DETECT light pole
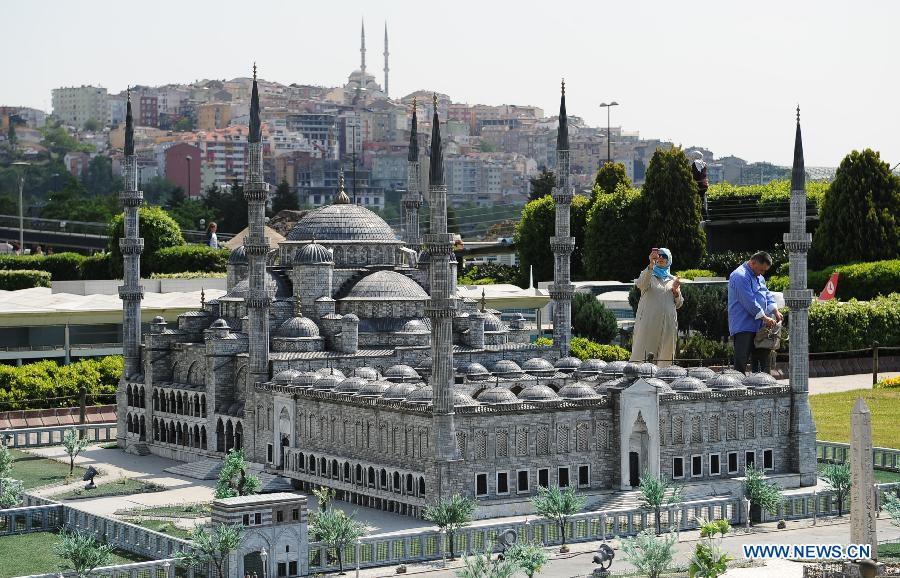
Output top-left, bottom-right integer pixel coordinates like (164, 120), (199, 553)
(185, 155), (193, 197)
(598, 102), (619, 165)
(11, 162), (29, 254)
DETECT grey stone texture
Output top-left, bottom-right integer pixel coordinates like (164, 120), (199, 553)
(850, 397), (877, 555)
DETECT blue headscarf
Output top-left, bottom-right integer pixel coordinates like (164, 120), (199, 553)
(652, 247), (673, 280)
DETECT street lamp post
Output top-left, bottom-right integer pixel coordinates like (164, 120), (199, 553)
(598, 102), (619, 165)
(11, 162), (29, 254)
(185, 155), (193, 197)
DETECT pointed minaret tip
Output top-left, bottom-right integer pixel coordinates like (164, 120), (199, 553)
(408, 97), (419, 162)
(249, 65), (261, 144)
(557, 78), (569, 151)
(253, 62), (257, 81)
(334, 170), (351, 204)
(429, 94), (443, 186)
(124, 85), (134, 157)
(791, 104), (805, 191)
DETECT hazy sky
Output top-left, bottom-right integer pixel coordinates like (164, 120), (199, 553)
(4, 0), (898, 167)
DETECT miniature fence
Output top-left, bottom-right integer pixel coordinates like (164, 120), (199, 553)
(817, 440), (900, 472)
(0, 504), (64, 536)
(15, 557), (182, 578)
(307, 496), (742, 574)
(760, 482), (900, 523)
(1, 423), (117, 449)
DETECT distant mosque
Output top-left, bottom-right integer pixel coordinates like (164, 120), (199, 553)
(339, 19), (390, 105)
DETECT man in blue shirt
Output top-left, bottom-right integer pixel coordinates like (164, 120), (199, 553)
(728, 251), (781, 373)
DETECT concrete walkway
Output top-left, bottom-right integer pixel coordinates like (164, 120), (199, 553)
(779, 371), (900, 394)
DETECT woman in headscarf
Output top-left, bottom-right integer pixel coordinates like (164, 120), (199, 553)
(630, 247), (683, 367)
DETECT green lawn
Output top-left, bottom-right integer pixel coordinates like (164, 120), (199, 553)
(114, 502), (211, 519)
(810, 388), (900, 449)
(9, 448), (85, 489)
(0, 531), (147, 578)
(122, 518), (194, 540)
(879, 542), (900, 560)
(55, 478), (165, 500)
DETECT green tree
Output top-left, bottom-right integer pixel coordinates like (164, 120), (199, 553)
(423, 493), (476, 559)
(82, 156), (121, 197)
(0, 441), (23, 509)
(821, 463), (851, 517)
(271, 178), (298, 213)
(528, 168), (555, 201)
(53, 529), (114, 578)
(571, 292), (618, 343)
(621, 528), (678, 578)
(593, 161), (631, 197)
(62, 427), (90, 475)
(173, 117), (194, 132)
(642, 147), (706, 269)
(638, 472), (684, 535)
(583, 184), (648, 281)
(812, 149), (900, 267)
(7, 116), (17, 147)
(312, 485), (336, 513)
(884, 493), (900, 527)
(456, 549), (520, 578)
(40, 125), (93, 156)
(515, 193), (590, 287)
(531, 485), (586, 551)
(744, 465), (782, 525)
(108, 205), (185, 276)
(141, 176), (181, 205)
(688, 518), (731, 578)
(214, 449), (260, 499)
(309, 509), (366, 575)
(82, 119), (102, 132)
(176, 523), (244, 578)
(506, 541), (549, 578)
(205, 183), (248, 234)
(0, 441), (11, 479)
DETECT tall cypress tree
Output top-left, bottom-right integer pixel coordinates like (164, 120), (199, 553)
(271, 178), (298, 213)
(642, 147), (706, 269)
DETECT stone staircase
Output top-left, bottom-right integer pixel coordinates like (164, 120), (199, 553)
(587, 482), (736, 512)
(164, 458), (223, 480)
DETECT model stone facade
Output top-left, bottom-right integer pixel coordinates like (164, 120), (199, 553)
(117, 78), (817, 518)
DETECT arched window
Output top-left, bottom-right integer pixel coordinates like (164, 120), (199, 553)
(298, 452), (305, 471)
(139, 416), (146, 441)
(200, 395), (207, 417)
(139, 386), (146, 407)
(225, 421), (234, 452)
(309, 454), (316, 474)
(380, 469), (387, 489)
(201, 426), (207, 450)
(331, 459), (339, 479)
(216, 419), (225, 453)
(418, 477), (426, 497)
(367, 466), (375, 488)
(355, 464), (363, 484)
(406, 474), (413, 494)
(152, 390), (159, 411)
(393, 472), (401, 493)
(235, 422), (243, 450)
(343, 462), (350, 481)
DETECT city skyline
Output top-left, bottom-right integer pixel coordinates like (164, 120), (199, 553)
(4, 0), (898, 167)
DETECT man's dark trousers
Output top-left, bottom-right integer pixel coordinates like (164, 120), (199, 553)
(733, 331), (771, 373)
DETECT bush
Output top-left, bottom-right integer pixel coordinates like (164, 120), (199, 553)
(536, 336), (630, 362)
(457, 263), (520, 286)
(147, 245), (230, 274)
(674, 269), (717, 280)
(771, 260), (900, 302)
(699, 245), (788, 278)
(677, 333), (733, 363)
(876, 376), (900, 389)
(79, 253), (112, 280)
(0, 269), (51, 290)
(584, 185), (648, 281)
(593, 161), (631, 197)
(0, 253), (85, 281)
(806, 294), (900, 353)
(150, 271), (227, 279)
(0, 356), (123, 410)
(108, 206), (184, 277)
(572, 292), (618, 343)
(707, 179), (828, 208)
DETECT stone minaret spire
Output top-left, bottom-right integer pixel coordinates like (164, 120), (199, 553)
(245, 65), (271, 387)
(424, 94), (457, 467)
(117, 88), (144, 448)
(402, 98), (422, 252)
(549, 79), (574, 357)
(360, 20), (367, 80)
(784, 106), (817, 486)
(383, 22), (389, 97)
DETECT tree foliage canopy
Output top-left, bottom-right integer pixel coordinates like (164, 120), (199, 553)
(528, 168), (555, 201)
(593, 161), (631, 198)
(108, 206), (185, 276)
(271, 179), (299, 214)
(571, 292), (618, 343)
(583, 185), (648, 281)
(215, 449), (261, 499)
(53, 530), (114, 578)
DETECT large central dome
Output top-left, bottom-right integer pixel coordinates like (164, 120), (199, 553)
(286, 204), (398, 242)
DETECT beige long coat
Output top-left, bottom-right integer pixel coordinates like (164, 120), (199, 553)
(630, 267), (684, 367)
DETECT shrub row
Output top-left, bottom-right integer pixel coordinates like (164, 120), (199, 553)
(0, 269), (51, 290)
(674, 269), (718, 280)
(706, 179), (829, 206)
(699, 245), (788, 278)
(146, 245), (230, 274)
(805, 294), (900, 353)
(150, 271), (227, 279)
(534, 336), (630, 362)
(0, 356), (123, 410)
(769, 260), (900, 302)
(0, 252), (88, 281)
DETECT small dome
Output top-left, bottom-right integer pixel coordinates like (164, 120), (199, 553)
(357, 380), (392, 397)
(384, 364), (420, 382)
(602, 360), (628, 376)
(518, 384), (561, 402)
(312, 374), (342, 391)
(577, 359), (608, 376)
(276, 316), (320, 338)
(601, 377), (630, 388)
(555, 357), (583, 374)
(453, 392), (479, 407)
(721, 368), (746, 377)
(670, 376), (709, 392)
(400, 319), (429, 333)
(522, 358), (555, 374)
(294, 242), (333, 265)
(342, 313), (359, 323)
(743, 372), (778, 388)
(273, 369), (301, 384)
(406, 385), (434, 404)
(223, 271), (291, 301)
(476, 387), (521, 405)
(457, 362), (490, 380)
(291, 372), (321, 388)
(315, 367), (345, 379)
(382, 382), (418, 400)
(352, 367), (380, 380)
(210, 318), (230, 329)
(558, 382), (601, 400)
(644, 377), (673, 392)
(344, 271), (428, 301)
(483, 312), (508, 332)
(656, 365), (688, 381)
(687, 367), (716, 381)
(623, 362), (657, 379)
(334, 376), (368, 394)
(491, 360), (523, 377)
(227, 245), (247, 265)
(152, 315), (166, 324)
(708, 373), (745, 390)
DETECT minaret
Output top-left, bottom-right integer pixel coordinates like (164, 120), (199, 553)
(784, 106), (817, 486)
(383, 23), (389, 97)
(423, 94), (457, 468)
(360, 20), (367, 81)
(244, 65), (271, 388)
(403, 98), (422, 253)
(549, 80), (574, 357)
(117, 89), (144, 448)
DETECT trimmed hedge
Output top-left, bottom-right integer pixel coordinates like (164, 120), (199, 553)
(150, 271), (227, 279)
(0, 252), (86, 281)
(674, 269), (718, 280)
(699, 245), (788, 278)
(80, 253), (113, 280)
(707, 179), (829, 207)
(535, 336), (630, 362)
(0, 269), (51, 290)
(0, 356), (123, 410)
(806, 294), (900, 352)
(770, 260), (900, 301)
(146, 245), (230, 274)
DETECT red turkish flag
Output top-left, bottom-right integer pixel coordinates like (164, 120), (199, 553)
(818, 272), (839, 301)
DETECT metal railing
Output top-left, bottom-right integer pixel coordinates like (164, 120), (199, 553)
(15, 558), (182, 578)
(0, 503), (64, 536)
(817, 440), (900, 472)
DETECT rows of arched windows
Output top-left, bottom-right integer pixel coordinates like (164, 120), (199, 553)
(125, 413), (146, 440)
(152, 389), (207, 418)
(215, 418), (243, 453)
(125, 385), (146, 408)
(286, 451), (426, 498)
(153, 418), (207, 450)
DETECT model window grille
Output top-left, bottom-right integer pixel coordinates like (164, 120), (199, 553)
(726, 412), (738, 441)
(557, 425), (569, 453)
(475, 430), (487, 460)
(761, 410), (773, 437)
(672, 415), (684, 444)
(709, 414), (720, 442)
(690, 416), (702, 443)
(496, 429), (509, 458)
(659, 417), (666, 446)
(456, 432), (467, 458)
(575, 422), (589, 452)
(537, 427), (549, 455)
(778, 409), (790, 435)
(744, 411), (755, 439)
(516, 428), (528, 456)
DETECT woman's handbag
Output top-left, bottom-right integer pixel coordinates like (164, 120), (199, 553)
(754, 320), (782, 350)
